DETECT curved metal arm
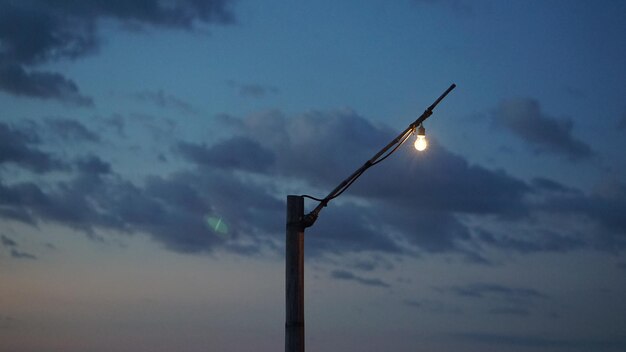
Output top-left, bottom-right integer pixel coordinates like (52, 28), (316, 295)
(301, 83), (456, 228)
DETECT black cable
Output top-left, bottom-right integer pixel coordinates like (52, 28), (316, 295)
(302, 130), (412, 204)
(327, 168), (366, 200)
(301, 194), (325, 202)
(371, 130), (412, 166)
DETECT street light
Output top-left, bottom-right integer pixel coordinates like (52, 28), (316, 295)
(414, 123), (428, 151)
(285, 83), (456, 352)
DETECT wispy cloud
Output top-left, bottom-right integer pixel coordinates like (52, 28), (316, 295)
(0, 121), (66, 172)
(1, 235), (17, 247)
(330, 269), (390, 288)
(442, 282), (546, 302)
(10, 248), (36, 260)
(1, 235), (37, 260)
(493, 98), (594, 161)
(45, 118), (100, 142)
(226, 80), (279, 98)
(0, 0), (236, 104)
(449, 332), (626, 350)
(132, 90), (203, 116)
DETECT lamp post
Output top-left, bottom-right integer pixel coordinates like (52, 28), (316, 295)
(285, 84), (456, 352)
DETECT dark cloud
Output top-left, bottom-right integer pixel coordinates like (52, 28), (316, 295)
(0, 121), (65, 172)
(2, 234), (37, 259)
(330, 269), (390, 288)
(476, 229), (585, 254)
(0, 163), (282, 254)
(443, 283), (546, 302)
(449, 332), (626, 350)
(227, 80), (279, 98)
(193, 109), (529, 217)
(539, 180), (626, 250)
(1, 235), (17, 247)
(377, 206), (471, 253)
(351, 259), (378, 272)
(0, 0), (235, 104)
(45, 118), (99, 142)
(493, 98), (594, 161)
(2, 107), (623, 260)
(403, 299), (463, 314)
(476, 177), (626, 254)
(487, 307), (530, 316)
(10, 248), (36, 260)
(178, 137), (276, 172)
(98, 114), (126, 136)
(306, 202), (402, 256)
(75, 155), (111, 175)
(531, 177), (579, 194)
(0, 64), (93, 106)
(132, 90), (202, 116)
(179, 109), (532, 255)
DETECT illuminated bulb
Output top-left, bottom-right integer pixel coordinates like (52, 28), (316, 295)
(414, 124), (428, 151)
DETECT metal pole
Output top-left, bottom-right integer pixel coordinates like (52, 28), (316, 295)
(286, 195), (305, 352)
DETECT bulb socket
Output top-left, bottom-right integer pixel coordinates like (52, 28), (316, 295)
(417, 124), (426, 137)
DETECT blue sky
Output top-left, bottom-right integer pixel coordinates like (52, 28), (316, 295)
(1, 1), (626, 351)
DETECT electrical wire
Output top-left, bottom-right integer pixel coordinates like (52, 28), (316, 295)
(327, 168), (366, 201)
(301, 194), (325, 201)
(301, 128), (413, 204)
(371, 129), (413, 166)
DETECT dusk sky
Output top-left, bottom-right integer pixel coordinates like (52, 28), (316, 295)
(1, 1), (626, 351)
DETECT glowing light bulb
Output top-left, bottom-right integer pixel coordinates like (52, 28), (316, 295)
(414, 124), (427, 151)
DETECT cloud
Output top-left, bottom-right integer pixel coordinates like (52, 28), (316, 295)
(1, 107), (624, 261)
(75, 155), (112, 175)
(0, 64), (93, 106)
(538, 180), (626, 250)
(476, 228), (585, 254)
(330, 269), (390, 288)
(227, 80), (279, 98)
(0, 121), (65, 172)
(0, 161), (283, 254)
(132, 90), (203, 116)
(10, 248), (36, 260)
(487, 307), (530, 316)
(45, 118), (100, 142)
(0, 0), (235, 104)
(443, 283), (546, 302)
(177, 109), (532, 255)
(403, 299), (463, 314)
(178, 137), (276, 172)
(169, 108), (626, 257)
(449, 332), (626, 350)
(306, 202), (402, 256)
(192, 109), (530, 215)
(1, 235), (37, 259)
(1, 235), (17, 247)
(531, 177), (579, 194)
(493, 98), (594, 161)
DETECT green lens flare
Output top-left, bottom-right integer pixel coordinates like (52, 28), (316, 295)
(206, 216), (229, 237)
